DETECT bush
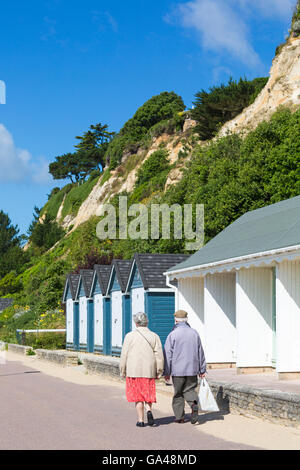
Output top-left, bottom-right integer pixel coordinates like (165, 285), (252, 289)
(24, 332), (66, 350)
(148, 114), (185, 139)
(135, 149), (170, 187)
(0, 271), (22, 296)
(163, 107), (300, 244)
(105, 92), (185, 169)
(30, 214), (65, 251)
(191, 77), (268, 140)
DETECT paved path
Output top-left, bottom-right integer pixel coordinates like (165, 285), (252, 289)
(207, 368), (300, 394)
(0, 359), (260, 450)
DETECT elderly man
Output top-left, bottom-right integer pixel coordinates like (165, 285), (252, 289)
(164, 310), (206, 424)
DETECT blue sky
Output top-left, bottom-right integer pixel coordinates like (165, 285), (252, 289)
(0, 0), (295, 235)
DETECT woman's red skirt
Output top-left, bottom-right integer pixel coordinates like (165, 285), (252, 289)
(126, 377), (156, 403)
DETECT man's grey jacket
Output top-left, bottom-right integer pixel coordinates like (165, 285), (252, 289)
(163, 322), (206, 376)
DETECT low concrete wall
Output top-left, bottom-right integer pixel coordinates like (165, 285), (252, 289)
(210, 381), (300, 428)
(80, 355), (300, 427)
(35, 349), (78, 366)
(7, 343), (33, 355)
(81, 354), (122, 380)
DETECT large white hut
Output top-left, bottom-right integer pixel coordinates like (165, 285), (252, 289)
(165, 196), (300, 379)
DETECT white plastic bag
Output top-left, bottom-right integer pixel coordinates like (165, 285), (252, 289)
(198, 378), (219, 412)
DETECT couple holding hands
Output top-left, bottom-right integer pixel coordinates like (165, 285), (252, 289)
(120, 309), (206, 427)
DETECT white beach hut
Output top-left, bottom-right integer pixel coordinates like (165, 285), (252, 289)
(76, 269), (94, 352)
(90, 264), (112, 354)
(106, 259), (132, 356)
(126, 253), (189, 346)
(166, 195), (300, 378)
(63, 274), (80, 350)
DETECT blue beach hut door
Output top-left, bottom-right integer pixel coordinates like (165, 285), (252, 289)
(87, 299), (94, 353)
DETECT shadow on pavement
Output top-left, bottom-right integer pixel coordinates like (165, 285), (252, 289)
(154, 409), (228, 427)
(152, 416), (175, 426)
(0, 370), (41, 377)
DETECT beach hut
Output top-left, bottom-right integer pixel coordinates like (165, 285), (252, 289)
(63, 274), (80, 350)
(90, 264), (112, 354)
(75, 269), (94, 352)
(106, 259), (132, 356)
(126, 253), (189, 346)
(166, 196), (300, 378)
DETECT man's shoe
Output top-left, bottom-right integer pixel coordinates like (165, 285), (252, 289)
(175, 418), (185, 423)
(147, 411), (155, 426)
(136, 422), (145, 427)
(191, 402), (199, 425)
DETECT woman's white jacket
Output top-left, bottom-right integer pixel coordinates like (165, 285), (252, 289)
(120, 327), (164, 378)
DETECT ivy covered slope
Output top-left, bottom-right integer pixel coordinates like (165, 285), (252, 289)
(1, 60), (300, 346)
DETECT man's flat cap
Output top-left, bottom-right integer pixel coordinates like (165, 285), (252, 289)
(174, 310), (188, 318)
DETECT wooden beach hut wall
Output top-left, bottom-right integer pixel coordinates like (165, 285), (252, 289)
(90, 264), (112, 354)
(126, 253), (189, 346)
(106, 259), (132, 356)
(63, 274), (80, 351)
(166, 195), (300, 378)
(75, 269), (94, 352)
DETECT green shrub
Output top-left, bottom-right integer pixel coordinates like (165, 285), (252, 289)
(0, 271), (22, 296)
(148, 114), (185, 138)
(24, 332), (66, 350)
(135, 149), (170, 187)
(191, 77), (268, 140)
(105, 92), (185, 169)
(164, 107), (300, 244)
(30, 215), (65, 251)
(26, 348), (36, 355)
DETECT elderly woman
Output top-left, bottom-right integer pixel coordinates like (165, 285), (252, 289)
(120, 312), (164, 427)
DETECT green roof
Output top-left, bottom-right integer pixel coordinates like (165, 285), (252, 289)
(168, 195), (300, 273)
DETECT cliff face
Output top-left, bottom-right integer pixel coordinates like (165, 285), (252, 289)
(56, 122), (197, 232)
(50, 37), (300, 234)
(219, 37), (300, 137)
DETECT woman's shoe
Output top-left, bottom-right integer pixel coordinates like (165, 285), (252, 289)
(147, 411), (155, 426)
(136, 422), (145, 427)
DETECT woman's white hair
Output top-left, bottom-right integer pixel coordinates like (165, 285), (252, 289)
(133, 312), (148, 327)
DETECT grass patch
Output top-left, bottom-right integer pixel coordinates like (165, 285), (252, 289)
(99, 168), (111, 186)
(41, 184), (73, 220)
(61, 174), (100, 220)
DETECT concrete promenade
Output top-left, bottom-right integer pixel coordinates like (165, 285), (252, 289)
(1, 343), (300, 428)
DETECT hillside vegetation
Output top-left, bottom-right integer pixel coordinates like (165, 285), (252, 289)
(1, 43), (300, 347)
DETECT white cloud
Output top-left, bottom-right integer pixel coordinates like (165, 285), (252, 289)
(91, 10), (119, 33)
(0, 124), (52, 184)
(238, 0), (296, 19)
(172, 0), (260, 67)
(166, 0), (296, 66)
(32, 157), (53, 184)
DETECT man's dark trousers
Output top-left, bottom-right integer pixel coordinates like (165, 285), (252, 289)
(172, 376), (198, 420)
